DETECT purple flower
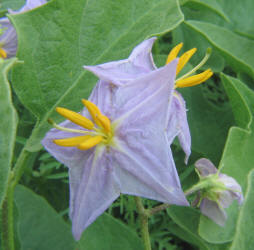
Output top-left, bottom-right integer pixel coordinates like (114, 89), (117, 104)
(85, 39), (213, 163)
(167, 91), (191, 164)
(193, 158), (244, 226)
(42, 48), (189, 240)
(165, 43), (213, 163)
(0, 0), (47, 58)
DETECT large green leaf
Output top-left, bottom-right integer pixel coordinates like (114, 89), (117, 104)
(15, 185), (75, 250)
(14, 185), (143, 250)
(79, 213), (143, 250)
(0, 58), (18, 207)
(185, 21), (254, 79)
(230, 170), (254, 250)
(9, 0), (184, 151)
(198, 74), (254, 243)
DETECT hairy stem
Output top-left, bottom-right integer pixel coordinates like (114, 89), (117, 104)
(147, 189), (193, 216)
(148, 203), (170, 216)
(12, 148), (30, 187)
(1, 184), (15, 250)
(134, 197), (151, 250)
(1, 148), (31, 250)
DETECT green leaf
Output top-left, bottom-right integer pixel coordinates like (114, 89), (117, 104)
(10, 0), (184, 151)
(220, 75), (254, 191)
(0, 58), (18, 207)
(14, 185), (143, 250)
(172, 22), (225, 73)
(178, 82), (234, 164)
(14, 185), (76, 250)
(185, 20), (254, 79)
(220, 77), (251, 129)
(168, 206), (211, 250)
(199, 202), (240, 244)
(230, 169), (254, 250)
(181, 0), (230, 23)
(46, 172), (68, 179)
(219, 0), (254, 39)
(198, 74), (254, 243)
(167, 206), (229, 250)
(78, 213), (143, 250)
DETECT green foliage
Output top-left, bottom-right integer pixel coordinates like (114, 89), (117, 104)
(79, 213), (143, 250)
(9, 0), (184, 152)
(0, 58), (18, 207)
(186, 21), (254, 78)
(0, 0), (254, 249)
(230, 170), (254, 250)
(14, 185), (75, 250)
(198, 74), (254, 244)
(178, 82), (234, 164)
(14, 185), (143, 250)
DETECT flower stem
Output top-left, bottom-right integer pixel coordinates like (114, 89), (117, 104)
(134, 197), (151, 250)
(146, 189), (194, 216)
(148, 203), (170, 216)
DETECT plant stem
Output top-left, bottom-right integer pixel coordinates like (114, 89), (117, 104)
(1, 183), (15, 250)
(134, 197), (151, 250)
(12, 148), (30, 187)
(148, 203), (170, 216)
(147, 189), (194, 216)
(1, 148), (31, 250)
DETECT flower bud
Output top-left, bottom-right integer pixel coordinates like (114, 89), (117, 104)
(190, 158), (243, 226)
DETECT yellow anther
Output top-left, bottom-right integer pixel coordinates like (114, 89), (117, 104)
(97, 114), (111, 133)
(82, 99), (102, 127)
(78, 135), (103, 150)
(56, 107), (94, 130)
(176, 48), (197, 75)
(53, 135), (92, 147)
(51, 100), (114, 150)
(0, 48), (7, 59)
(166, 43), (183, 65)
(175, 69), (213, 88)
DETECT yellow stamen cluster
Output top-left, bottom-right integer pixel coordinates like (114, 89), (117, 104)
(52, 100), (113, 150)
(0, 48), (7, 59)
(166, 43), (213, 88)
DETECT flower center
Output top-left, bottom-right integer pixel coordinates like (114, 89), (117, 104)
(49, 99), (113, 150)
(0, 47), (7, 59)
(0, 27), (7, 59)
(166, 43), (213, 88)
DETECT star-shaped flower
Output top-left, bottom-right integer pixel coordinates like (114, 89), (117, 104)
(85, 38), (213, 163)
(192, 158), (244, 226)
(42, 51), (189, 240)
(0, 0), (47, 59)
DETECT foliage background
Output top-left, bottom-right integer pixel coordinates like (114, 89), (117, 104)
(1, 0), (254, 249)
